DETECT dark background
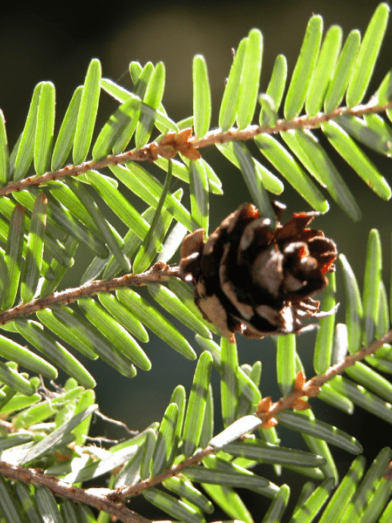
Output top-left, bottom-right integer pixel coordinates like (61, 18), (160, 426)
(1, 0), (392, 519)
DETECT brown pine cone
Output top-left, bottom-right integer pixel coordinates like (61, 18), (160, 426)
(179, 202), (337, 338)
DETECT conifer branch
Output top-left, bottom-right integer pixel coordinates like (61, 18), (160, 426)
(0, 461), (150, 523)
(0, 5), (391, 519)
(109, 328), (392, 502)
(109, 446), (215, 501)
(256, 328), (392, 426)
(193, 98), (392, 149)
(0, 262), (179, 325)
(0, 328), (391, 517)
(1, 98), (391, 198)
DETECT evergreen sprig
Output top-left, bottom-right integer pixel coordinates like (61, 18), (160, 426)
(0, 3), (391, 522)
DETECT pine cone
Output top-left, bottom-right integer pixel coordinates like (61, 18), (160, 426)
(179, 202), (337, 338)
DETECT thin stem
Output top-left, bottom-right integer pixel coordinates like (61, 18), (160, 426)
(1, 98), (391, 198)
(192, 99), (392, 149)
(257, 328), (392, 424)
(109, 447), (215, 501)
(0, 461), (150, 523)
(1, 328), (391, 515)
(0, 262), (179, 325)
(109, 329), (392, 501)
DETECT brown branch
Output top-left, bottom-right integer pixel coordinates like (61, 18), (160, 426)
(0, 262), (179, 325)
(110, 328), (392, 501)
(192, 98), (392, 149)
(108, 446), (215, 501)
(0, 461), (150, 523)
(1, 98), (391, 198)
(1, 328), (392, 515)
(257, 328), (392, 425)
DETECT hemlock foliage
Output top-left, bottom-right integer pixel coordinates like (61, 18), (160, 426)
(0, 3), (391, 522)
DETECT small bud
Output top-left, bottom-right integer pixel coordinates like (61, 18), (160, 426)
(256, 396), (272, 415)
(262, 417), (278, 429)
(294, 371), (307, 392)
(292, 398), (311, 411)
(159, 128), (201, 160)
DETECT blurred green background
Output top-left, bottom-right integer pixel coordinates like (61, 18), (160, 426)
(1, 0), (391, 518)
